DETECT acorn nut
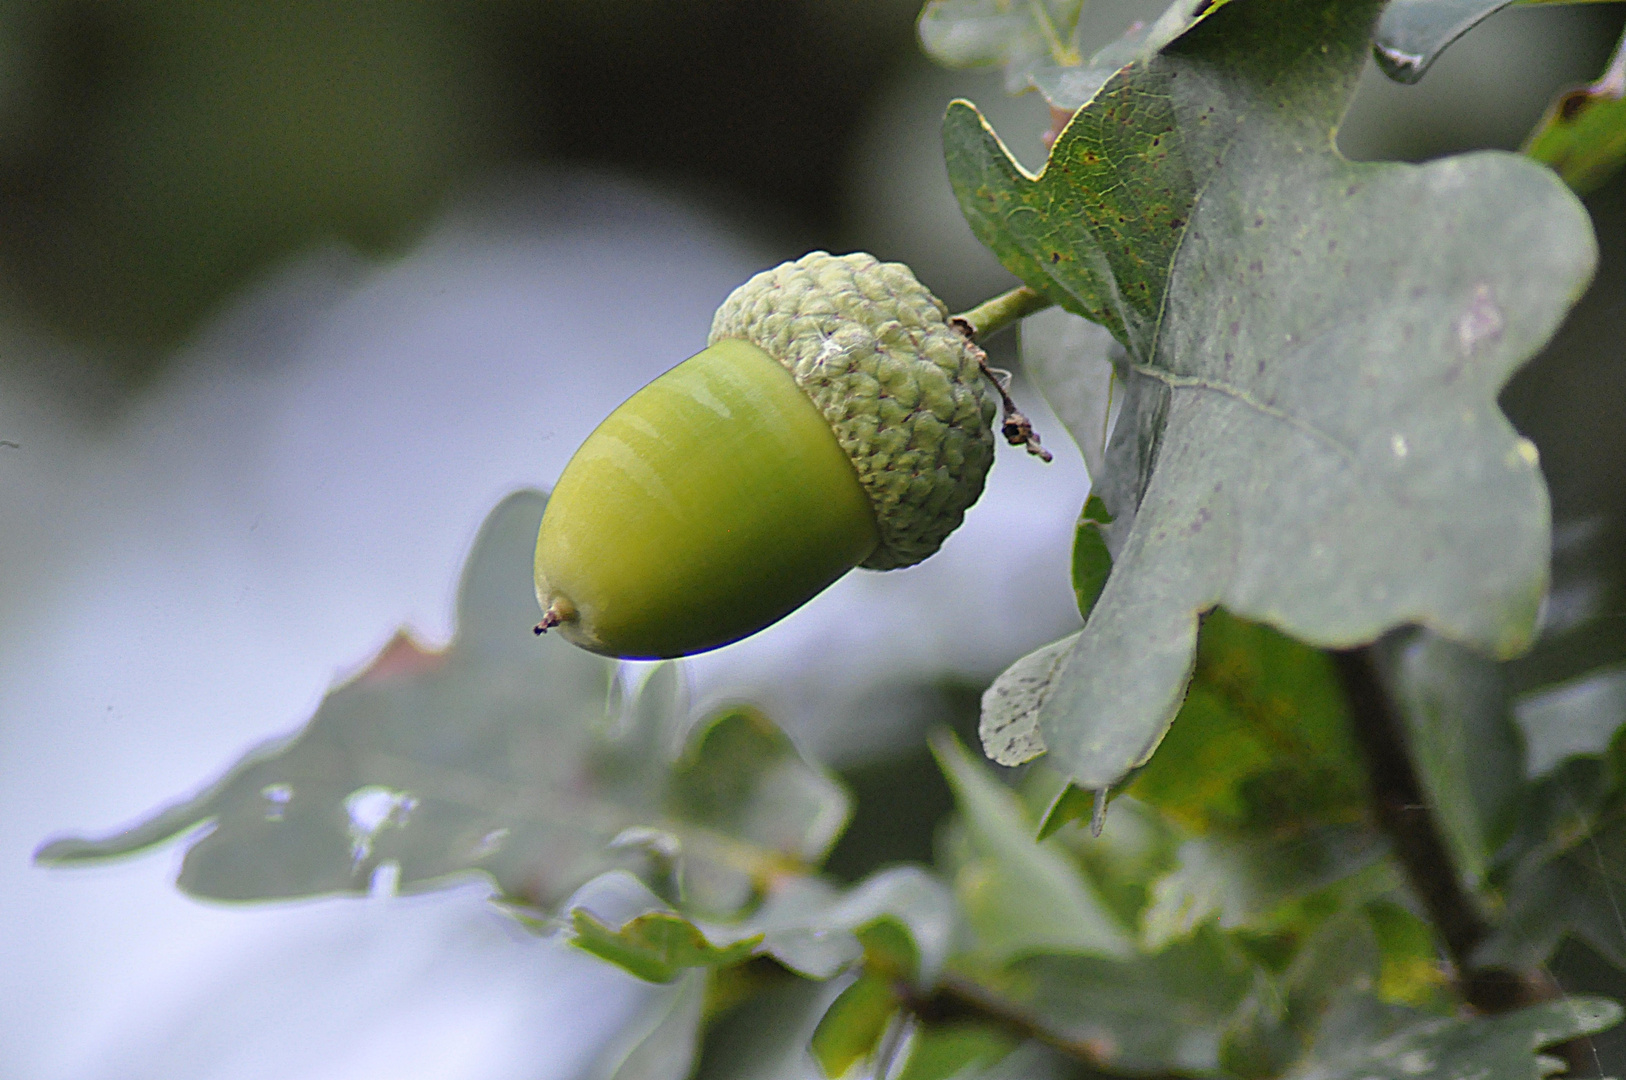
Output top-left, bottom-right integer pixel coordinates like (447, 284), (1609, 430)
(534, 251), (999, 660)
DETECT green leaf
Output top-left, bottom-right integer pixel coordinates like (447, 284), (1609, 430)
(1035, 781), (1097, 841)
(742, 866), (958, 984)
(571, 910), (762, 985)
(810, 972), (901, 1079)
(1284, 995), (1622, 1080)
(35, 492), (849, 915)
(949, 0), (1594, 794)
(1222, 903), (1387, 1076)
(1387, 631), (1523, 890)
(1365, 900), (1454, 1010)
(932, 731), (1134, 963)
(855, 918), (921, 984)
(984, 929), (1254, 1075)
(1140, 829), (1386, 949)
(694, 977), (841, 1080)
(1373, 0), (1609, 85)
(667, 704), (856, 910)
(1525, 33), (1626, 196)
(1070, 495), (1114, 621)
(1514, 664), (1626, 780)
(1126, 610), (1366, 836)
(895, 1024), (1019, 1080)
(1478, 755), (1626, 972)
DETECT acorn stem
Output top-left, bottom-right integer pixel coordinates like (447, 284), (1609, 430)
(951, 290), (1055, 463)
(950, 285), (1051, 342)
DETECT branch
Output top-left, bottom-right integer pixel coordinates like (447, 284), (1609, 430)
(1333, 643), (1591, 1070)
(908, 974), (1197, 1080)
(950, 287), (1057, 462)
(951, 286), (1052, 342)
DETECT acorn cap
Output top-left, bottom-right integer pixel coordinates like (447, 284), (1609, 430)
(709, 251), (998, 570)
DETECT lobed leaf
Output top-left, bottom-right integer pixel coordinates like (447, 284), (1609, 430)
(978, 632), (1075, 768)
(951, 0), (1594, 794)
(1000, 609), (1370, 839)
(1285, 995), (1622, 1080)
(571, 910), (762, 985)
(35, 492), (849, 916)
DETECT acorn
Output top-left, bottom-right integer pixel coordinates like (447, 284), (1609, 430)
(534, 251), (1000, 660)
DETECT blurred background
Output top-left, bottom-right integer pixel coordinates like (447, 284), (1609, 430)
(1, 2), (1623, 1077)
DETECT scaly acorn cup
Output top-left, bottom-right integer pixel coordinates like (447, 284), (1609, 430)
(534, 251), (1000, 660)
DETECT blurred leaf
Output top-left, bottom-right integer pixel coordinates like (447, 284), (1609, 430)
(810, 973), (901, 1078)
(1373, 0), (1610, 85)
(1514, 664), (1626, 779)
(933, 732), (1133, 963)
(1525, 32), (1626, 195)
(1222, 903), (1386, 1077)
(36, 492), (849, 916)
(1387, 632), (1524, 890)
(917, 0), (1087, 92)
(1026, 0), (1243, 111)
(1070, 495), (1113, 622)
(572, 910), (762, 985)
(668, 705), (855, 911)
(586, 969), (709, 1080)
(977, 632), (1075, 768)
(895, 1024), (1018, 1080)
(742, 867), (959, 985)
(857, 918), (921, 984)
(695, 983), (1068, 1080)
(919, 0), (1240, 109)
(1141, 830), (1387, 949)
(948, 0), (1593, 794)
(1365, 900), (1454, 1009)
(1478, 752), (1626, 972)
(1042, 788), (1181, 926)
(1284, 995), (1621, 1080)
(984, 929), (1253, 1075)
(694, 977), (836, 1080)
(1035, 781), (1097, 842)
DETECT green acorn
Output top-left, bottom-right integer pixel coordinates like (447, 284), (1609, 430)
(534, 251), (1001, 660)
